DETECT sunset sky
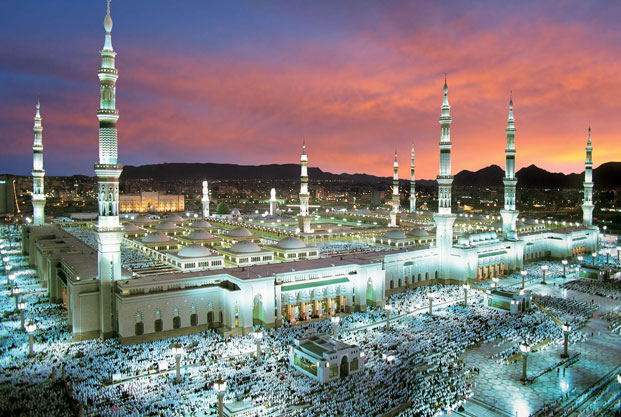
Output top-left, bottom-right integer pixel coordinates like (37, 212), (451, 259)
(1, 0), (619, 179)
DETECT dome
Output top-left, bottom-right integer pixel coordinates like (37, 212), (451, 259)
(457, 236), (470, 246)
(215, 202), (230, 215)
(384, 230), (407, 240)
(186, 230), (215, 241)
(276, 237), (306, 249)
(133, 216), (152, 224)
(483, 232), (492, 240)
(231, 208), (241, 216)
(525, 218), (538, 225)
(142, 232), (172, 244)
(472, 214), (485, 221)
(190, 220), (212, 229)
(124, 223), (140, 232)
(516, 220), (525, 227)
(166, 214), (184, 223)
(472, 234), (480, 242)
(155, 221), (179, 231)
(229, 241), (262, 254)
(491, 220), (503, 229)
(490, 231), (498, 239)
(409, 228), (429, 238)
(227, 227), (252, 238)
(177, 245), (212, 258)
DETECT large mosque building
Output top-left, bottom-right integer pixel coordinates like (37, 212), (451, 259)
(22, 3), (598, 345)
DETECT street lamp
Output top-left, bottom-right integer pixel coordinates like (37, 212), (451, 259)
(561, 259), (568, 278)
(521, 270), (527, 290)
(253, 331), (263, 363)
(561, 324), (571, 358)
(8, 273), (14, 291)
(330, 316), (340, 338)
(541, 264), (548, 285)
(385, 304), (392, 330)
(492, 277), (499, 289)
(12, 287), (21, 310)
(463, 284), (470, 306)
(17, 301), (26, 329)
(214, 379), (227, 417)
(25, 322), (36, 357)
(592, 252), (597, 266)
(427, 293), (435, 316)
(520, 342), (531, 382)
(171, 344), (184, 383)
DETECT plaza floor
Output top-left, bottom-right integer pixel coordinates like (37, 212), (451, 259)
(457, 275), (621, 417)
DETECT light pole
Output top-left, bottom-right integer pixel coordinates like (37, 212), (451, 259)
(171, 344), (184, 383)
(12, 287), (21, 310)
(521, 270), (527, 290)
(330, 316), (340, 338)
(428, 293), (435, 316)
(385, 304), (392, 330)
(253, 331), (263, 363)
(25, 322), (36, 357)
(214, 379), (227, 417)
(492, 277), (499, 289)
(561, 324), (571, 358)
(463, 284), (470, 306)
(561, 259), (568, 278)
(8, 273), (14, 291)
(520, 342), (530, 382)
(17, 302), (26, 329)
(541, 265), (548, 285)
(592, 252), (597, 266)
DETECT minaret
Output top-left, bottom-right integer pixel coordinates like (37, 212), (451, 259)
(298, 141), (312, 233)
(409, 145), (416, 213)
(433, 75), (457, 280)
(202, 180), (210, 217)
(269, 188), (277, 216)
(31, 98), (46, 226)
(500, 95), (519, 240)
(95, 0), (123, 340)
(389, 150), (401, 227)
(582, 127), (594, 226)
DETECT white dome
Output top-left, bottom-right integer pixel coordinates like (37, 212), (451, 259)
(458, 236), (470, 246)
(227, 227), (252, 238)
(124, 223), (140, 232)
(516, 220), (525, 227)
(186, 230), (215, 241)
(384, 230), (407, 240)
(276, 237), (306, 249)
(142, 232), (172, 244)
(231, 208), (241, 216)
(409, 228), (429, 238)
(166, 214), (185, 223)
(491, 220), (503, 229)
(490, 231), (498, 239)
(155, 221), (180, 231)
(133, 216), (152, 224)
(177, 245), (212, 258)
(229, 241), (262, 254)
(525, 218), (538, 225)
(190, 220), (212, 229)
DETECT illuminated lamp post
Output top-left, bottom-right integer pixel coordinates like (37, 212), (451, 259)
(428, 293), (435, 316)
(520, 342), (531, 382)
(592, 252), (597, 266)
(214, 379), (227, 417)
(521, 270), (527, 290)
(492, 277), (499, 289)
(171, 344), (184, 383)
(8, 273), (14, 291)
(17, 301), (26, 329)
(330, 316), (340, 338)
(463, 284), (470, 306)
(25, 322), (36, 357)
(561, 259), (568, 278)
(12, 287), (21, 310)
(561, 324), (571, 358)
(541, 264), (548, 284)
(385, 304), (392, 330)
(253, 331), (263, 364)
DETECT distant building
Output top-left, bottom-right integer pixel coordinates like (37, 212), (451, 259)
(0, 179), (17, 214)
(120, 191), (184, 213)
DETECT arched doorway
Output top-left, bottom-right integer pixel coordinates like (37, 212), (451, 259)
(340, 356), (349, 379)
(207, 311), (214, 328)
(253, 294), (265, 326)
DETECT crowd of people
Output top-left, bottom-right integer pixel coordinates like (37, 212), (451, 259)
(560, 279), (621, 300)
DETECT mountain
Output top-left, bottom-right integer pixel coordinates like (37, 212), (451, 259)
(114, 161), (621, 189)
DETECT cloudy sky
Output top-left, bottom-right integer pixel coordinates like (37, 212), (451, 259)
(1, 0), (619, 179)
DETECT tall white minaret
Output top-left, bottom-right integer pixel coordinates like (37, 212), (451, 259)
(269, 188), (277, 216)
(433, 75), (457, 280)
(298, 141), (312, 233)
(582, 127), (594, 226)
(389, 150), (401, 227)
(31, 98), (46, 226)
(409, 145), (416, 213)
(202, 180), (210, 217)
(500, 95), (519, 240)
(95, 0), (123, 339)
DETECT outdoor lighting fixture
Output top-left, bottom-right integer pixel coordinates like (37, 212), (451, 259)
(520, 342), (530, 381)
(171, 344), (184, 383)
(561, 259), (568, 278)
(385, 304), (392, 330)
(253, 331), (263, 363)
(541, 264), (548, 284)
(214, 378), (227, 417)
(561, 324), (571, 358)
(25, 322), (36, 357)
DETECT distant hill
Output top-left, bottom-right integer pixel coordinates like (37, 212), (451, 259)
(116, 161), (621, 189)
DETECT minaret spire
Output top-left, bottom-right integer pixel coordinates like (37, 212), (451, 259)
(298, 140), (312, 233)
(409, 145), (416, 213)
(433, 75), (457, 280)
(582, 127), (594, 226)
(500, 94), (519, 240)
(202, 180), (210, 217)
(390, 150), (400, 226)
(95, 0), (123, 340)
(31, 98), (46, 226)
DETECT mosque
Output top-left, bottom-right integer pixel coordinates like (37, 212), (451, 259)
(21, 2), (598, 345)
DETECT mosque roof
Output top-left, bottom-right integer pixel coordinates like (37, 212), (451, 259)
(166, 214), (185, 222)
(409, 228), (429, 238)
(383, 230), (407, 240)
(228, 241), (262, 254)
(276, 237), (307, 249)
(177, 245), (212, 258)
(133, 215), (152, 224)
(142, 232), (172, 244)
(124, 223), (141, 232)
(154, 221), (180, 231)
(227, 227), (253, 238)
(190, 220), (213, 229)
